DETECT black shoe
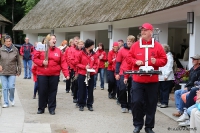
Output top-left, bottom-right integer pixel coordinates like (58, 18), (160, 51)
(145, 128), (155, 133)
(66, 90), (69, 93)
(23, 77), (27, 79)
(75, 103), (79, 108)
(71, 92), (74, 96)
(79, 106), (84, 111)
(27, 77), (31, 79)
(37, 110), (44, 114)
(88, 107), (93, 111)
(73, 99), (78, 103)
(108, 93), (111, 99)
(111, 96), (117, 99)
(116, 99), (120, 105)
(33, 95), (36, 99)
(133, 127), (141, 133)
(49, 110), (55, 115)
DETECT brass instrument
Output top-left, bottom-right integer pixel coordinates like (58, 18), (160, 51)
(84, 68), (95, 86)
(84, 70), (90, 86)
(44, 39), (49, 68)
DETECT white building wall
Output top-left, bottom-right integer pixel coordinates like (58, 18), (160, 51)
(54, 32), (65, 47)
(26, 33), (38, 45)
(80, 31), (95, 42)
(189, 16), (200, 69)
(109, 28), (128, 51)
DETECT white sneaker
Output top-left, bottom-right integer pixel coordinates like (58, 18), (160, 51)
(11, 101), (15, 106)
(178, 120), (190, 126)
(2, 104), (9, 108)
(176, 112), (189, 122)
(121, 108), (128, 113)
(128, 110), (132, 114)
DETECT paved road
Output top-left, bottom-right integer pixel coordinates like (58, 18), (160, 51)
(0, 69), (190, 133)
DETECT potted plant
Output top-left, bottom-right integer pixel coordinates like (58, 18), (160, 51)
(174, 68), (189, 90)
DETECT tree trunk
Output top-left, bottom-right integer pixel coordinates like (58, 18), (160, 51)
(12, 0), (15, 43)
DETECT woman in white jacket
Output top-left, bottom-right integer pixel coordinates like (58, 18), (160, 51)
(158, 44), (175, 108)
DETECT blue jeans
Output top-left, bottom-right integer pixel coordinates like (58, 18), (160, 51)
(0, 75), (16, 105)
(34, 81), (38, 96)
(174, 89), (188, 113)
(94, 68), (104, 88)
(187, 104), (196, 116)
(23, 59), (32, 78)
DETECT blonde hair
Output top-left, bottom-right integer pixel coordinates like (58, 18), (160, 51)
(69, 39), (74, 46)
(78, 40), (84, 44)
(127, 35), (135, 42)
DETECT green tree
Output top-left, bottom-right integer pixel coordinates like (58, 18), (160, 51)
(0, 0), (39, 43)
(0, 0), (6, 5)
(22, 0), (40, 14)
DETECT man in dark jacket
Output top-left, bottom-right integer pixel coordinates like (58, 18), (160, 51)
(20, 37), (33, 79)
(173, 54), (200, 117)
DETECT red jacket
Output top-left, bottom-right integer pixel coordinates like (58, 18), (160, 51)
(20, 43), (34, 60)
(75, 49), (98, 76)
(33, 47), (69, 77)
(95, 49), (107, 68)
(65, 45), (76, 70)
(32, 49), (38, 82)
(72, 48), (83, 74)
(116, 46), (130, 75)
(107, 50), (118, 71)
(32, 65), (37, 82)
(125, 39), (167, 83)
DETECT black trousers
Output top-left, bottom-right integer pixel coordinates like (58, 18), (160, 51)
(38, 75), (59, 112)
(73, 78), (78, 100)
(66, 69), (75, 92)
(107, 70), (117, 97)
(119, 75), (131, 109)
(159, 81), (173, 105)
(78, 74), (94, 108)
(186, 87), (199, 108)
(131, 81), (159, 129)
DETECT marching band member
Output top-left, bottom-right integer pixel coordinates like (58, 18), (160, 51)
(58, 40), (68, 82)
(71, 40), (85, 103)
(75, 39), (98, 111)
(65, 37), (79, 94)
(107, 42), (119, 99)
(34, 34), (69, 115)
(125, 23), (167, 133)
(94, 43), (107, 90)
(115, 35), (135, 113)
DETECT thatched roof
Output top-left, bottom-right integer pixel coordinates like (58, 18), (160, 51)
(13, 0), (196, 30)
(0, 14), (12, 24)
